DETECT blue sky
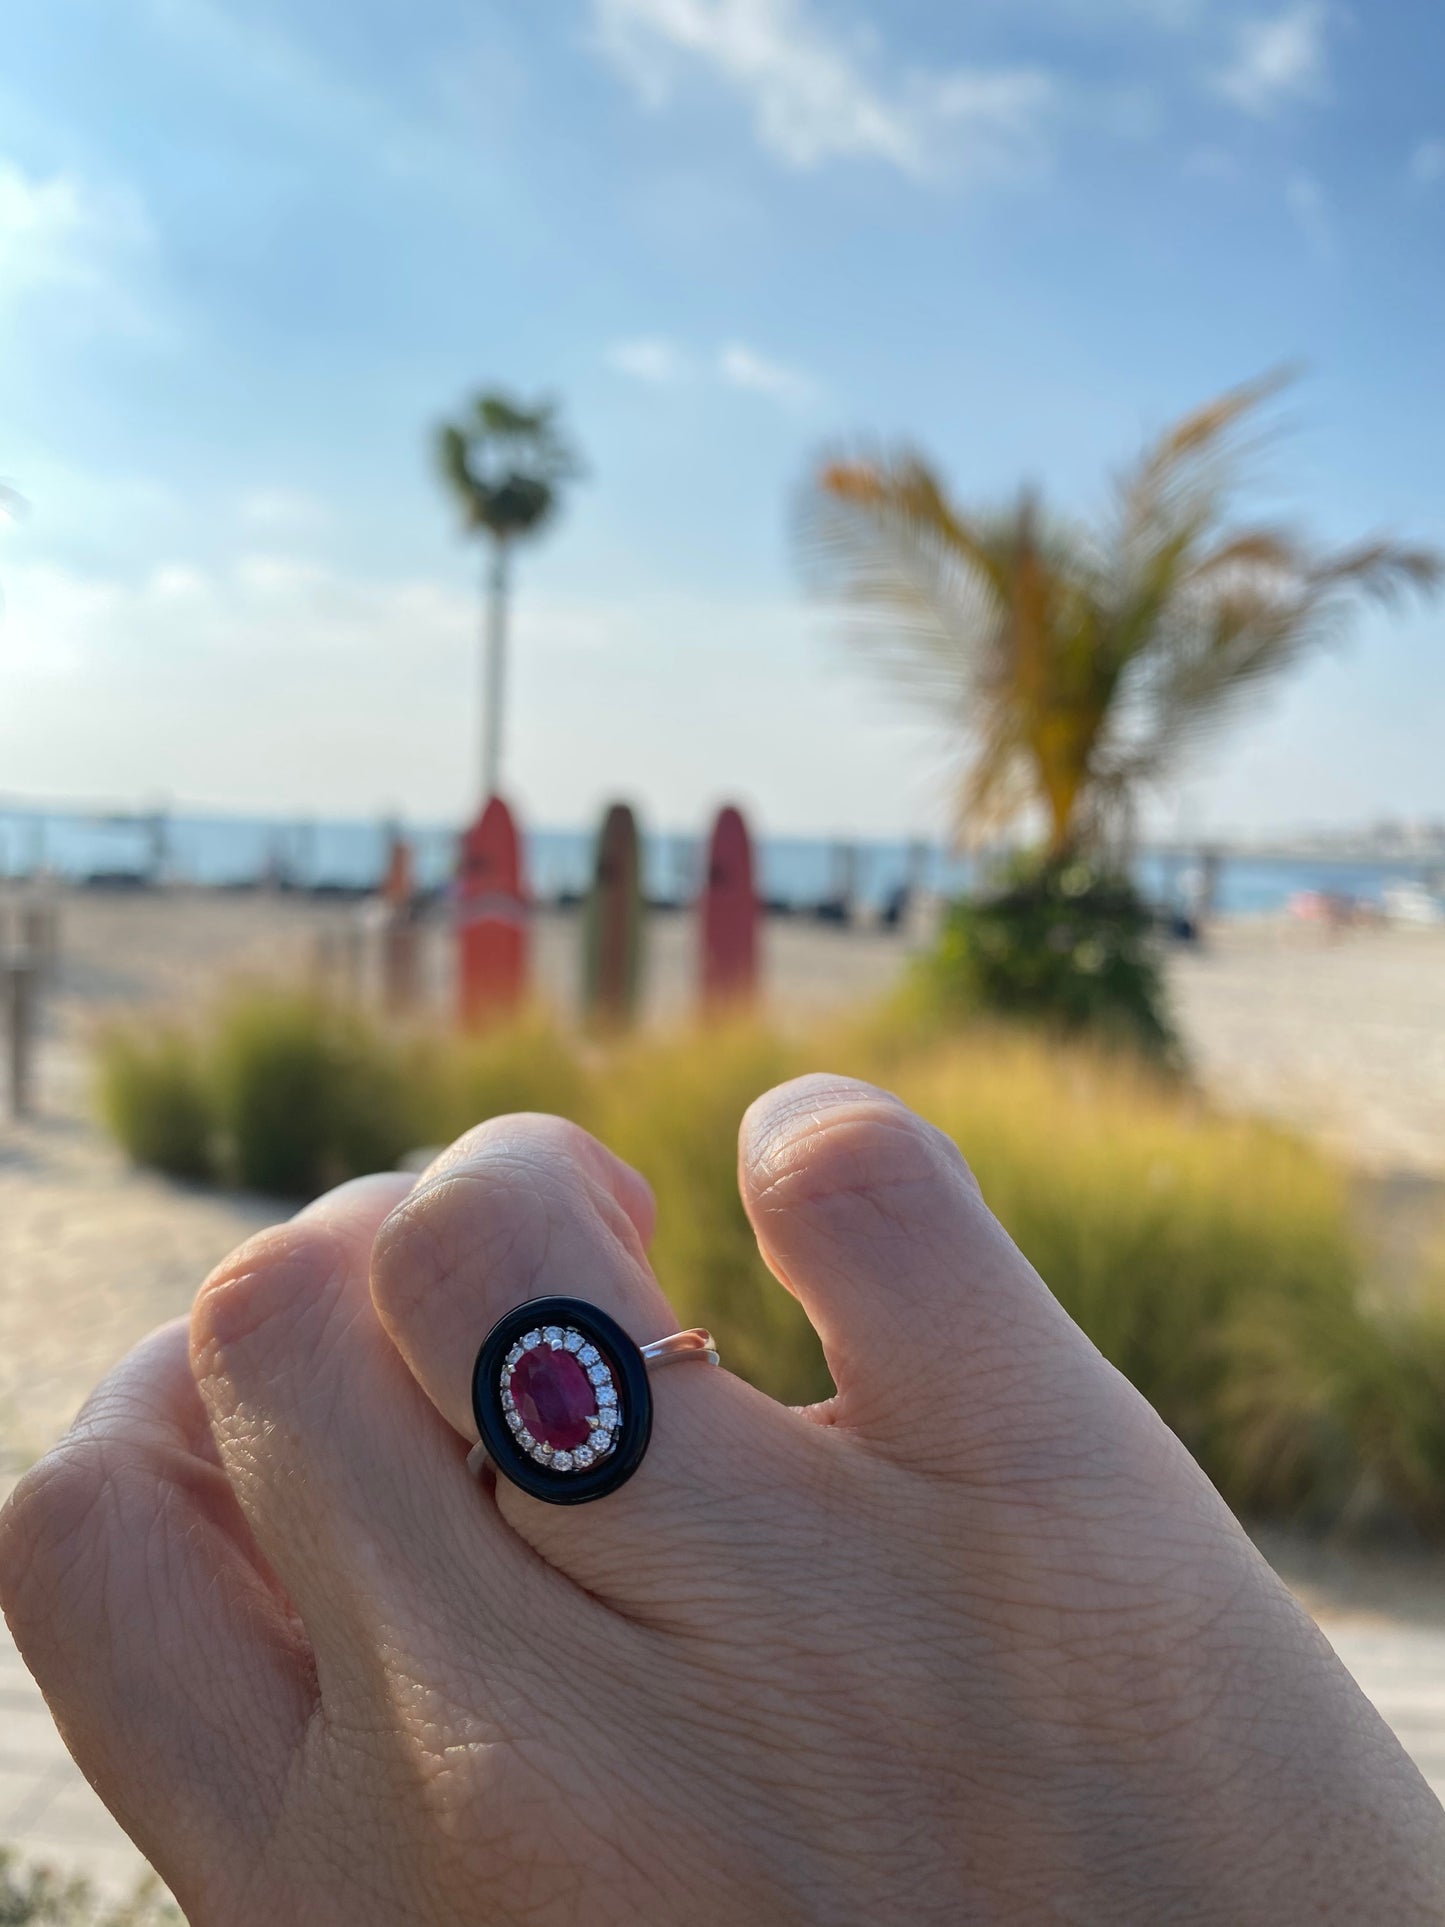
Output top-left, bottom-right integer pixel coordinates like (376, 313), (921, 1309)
(1, 0), (1442, 840)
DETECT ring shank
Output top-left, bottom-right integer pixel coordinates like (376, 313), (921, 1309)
(639, 1327), (720, 1369)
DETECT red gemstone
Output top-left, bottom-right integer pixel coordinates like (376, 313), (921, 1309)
(511, 1347), (599, 1452)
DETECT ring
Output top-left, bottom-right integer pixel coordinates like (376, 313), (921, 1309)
(468, 1295), (720, 1504)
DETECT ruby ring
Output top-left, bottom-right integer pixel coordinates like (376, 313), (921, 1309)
(468, 1296), (719, 1504)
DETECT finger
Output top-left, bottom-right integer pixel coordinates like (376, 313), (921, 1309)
(190, 1173), (562, 1718)
(739, 1075), (1126, 1472)
(0, 1320), (311, 1909)
(414, 1112), (658, 1249)
(371, 1115), (806, 1611)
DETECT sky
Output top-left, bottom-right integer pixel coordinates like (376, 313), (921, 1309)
(1, 0), (1442, 843)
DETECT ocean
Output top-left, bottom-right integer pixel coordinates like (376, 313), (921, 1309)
(0, 804), (1436, 918)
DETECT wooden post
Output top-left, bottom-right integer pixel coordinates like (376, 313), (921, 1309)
(380, 836), (419, 1016)
(20, 897), (58, 986)
(340, 917), (365, 1002)
(6, 954), (38, 1119)
(381, 907), (419, 1015)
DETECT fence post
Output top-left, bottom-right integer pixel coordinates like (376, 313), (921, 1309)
(6, 954), (38, 1119)
(20, 896), (59, 985)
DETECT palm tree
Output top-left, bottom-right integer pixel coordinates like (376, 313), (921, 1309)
(436, 392), (580, 803)
(798, 374), (1441, 858)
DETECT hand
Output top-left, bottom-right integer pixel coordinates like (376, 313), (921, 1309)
(3, 1076), (1442, 1924)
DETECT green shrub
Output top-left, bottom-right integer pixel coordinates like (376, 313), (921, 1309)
(915, 854), (1177, 1061)
(0, 1849), (178, 1925)
(1218, 1260), (1445, 1536)
(420, 1011), (597, 1148)
(209, 989), (419, 1198)
(99, 989), (423, 1200)
(96, 1026), (217, 1182)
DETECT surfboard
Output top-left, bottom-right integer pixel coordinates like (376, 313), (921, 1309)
(456, 796), (528, 1025)
(700, 803), (759, 1012)
(583, 802), (643, 1027)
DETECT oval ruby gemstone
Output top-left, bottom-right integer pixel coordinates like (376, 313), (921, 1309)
(511, 1348), (599, 1453)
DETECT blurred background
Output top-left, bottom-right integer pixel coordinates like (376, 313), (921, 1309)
(2, 0), (1445, 1913)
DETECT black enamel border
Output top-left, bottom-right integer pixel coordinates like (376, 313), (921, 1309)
(470, 1295), (653, 1505)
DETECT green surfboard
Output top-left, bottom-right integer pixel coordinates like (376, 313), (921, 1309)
(583, 802), (644, 1027)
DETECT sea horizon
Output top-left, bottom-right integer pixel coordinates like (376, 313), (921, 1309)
(2, 799), (1442, 919)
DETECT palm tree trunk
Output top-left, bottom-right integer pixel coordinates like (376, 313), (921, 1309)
(481, 541), (509, 803)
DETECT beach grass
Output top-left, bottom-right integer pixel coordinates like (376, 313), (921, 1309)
(95, 988), (1445, 1536)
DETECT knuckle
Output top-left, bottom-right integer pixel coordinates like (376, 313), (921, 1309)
(371, 1150), (558, 1329)
(753, 1090), (973, 1218)
(190, 1221), (348, 1375)
(0, 1439), (118, 1627)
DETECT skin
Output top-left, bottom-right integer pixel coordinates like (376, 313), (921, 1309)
(1, 1074), (1442, 1925)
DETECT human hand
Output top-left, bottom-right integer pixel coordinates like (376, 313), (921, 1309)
(3, 1076), (1442, 1923)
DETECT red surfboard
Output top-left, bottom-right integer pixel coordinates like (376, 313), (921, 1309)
(456, 796), (528, 1026)
(700, 803), (759, 1012)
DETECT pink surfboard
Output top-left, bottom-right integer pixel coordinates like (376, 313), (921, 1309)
(699, 803), (758, 1012)
(456, 796), (528, 1026)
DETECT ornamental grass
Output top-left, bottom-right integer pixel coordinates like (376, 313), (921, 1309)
(96, 987), (1445, 1537)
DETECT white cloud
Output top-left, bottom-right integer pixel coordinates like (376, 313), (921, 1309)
(0, 155), (155, 332)
(1286, 169), (1335, 260)
(717, 341), (814, 404)
(591, 0), (1054, 183)
(1214, 3), (1330, 117)
(1410, 138), (1445, 187)
(237, 487), (333, 536)
(606, 332), (816, 406)
(606, 335), (693, 383)
(148, 563), (210, 601)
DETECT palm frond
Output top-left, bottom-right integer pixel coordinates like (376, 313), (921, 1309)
(434, 390), (581, 542)
(795, 372), (1443, 854)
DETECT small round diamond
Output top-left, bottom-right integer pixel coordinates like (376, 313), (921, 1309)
(578, 1344), (600, 1367)
(597, 1384), (618, 1408)
(563, 1331), (584, 1352)
(573, 1445), (594, 1467)
(543, 1325), (564, 1348)
(522, 1330), (542, 1350)
(551, 1451), (573, 1472)
(506, 1409), (524, 1431)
